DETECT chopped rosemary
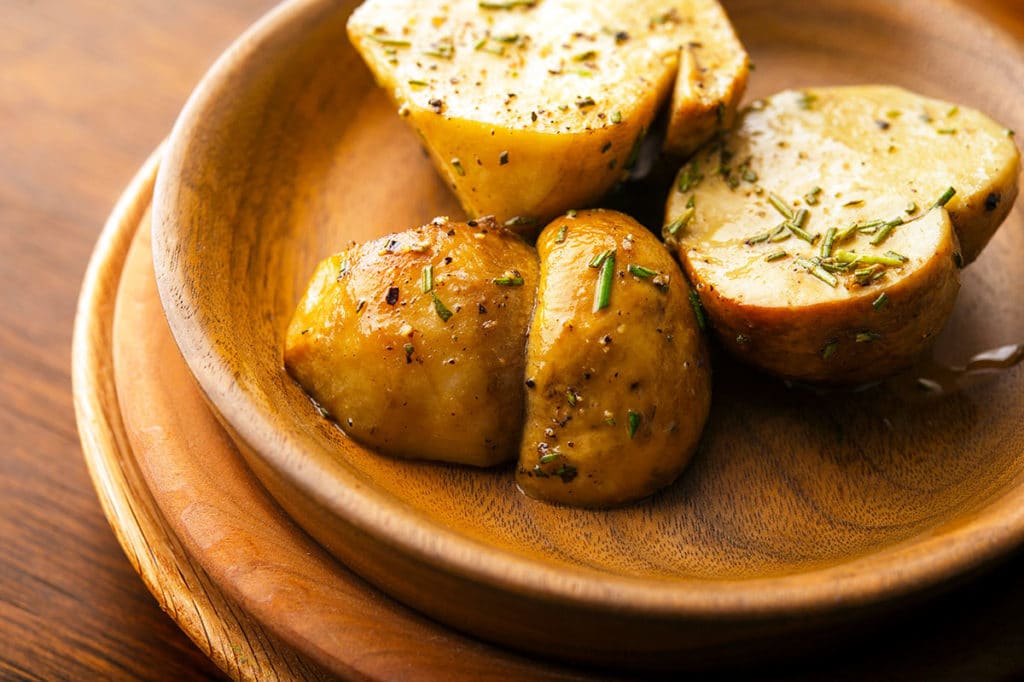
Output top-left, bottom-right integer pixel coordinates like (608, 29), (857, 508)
(628, 264), (658, 279)
(856, 331), (881, 343)
(804, 186), (822, 205)
(791, 208), (810, 229)
(768, 192), (794, 219)
(768, 224), (792, 243)
(932, 187), (956, 209)
(493, 272), (525, 286)
(451, 158), (465, 176)
(422, 264), (434, 293)
(787, 221), (818, 245)
(676, 159), (703, 193)
(663, 208), (694, 240)
(555, 224), (568, 243)
(872, 292), (889, 310)
(765, 249), (788, 262)
(627, 410), (641, 439)
(820, 227), (837, 258)
(834, 251), (904, 267)
(884, 250), (908, 262)
(589, 249), (612, 268)
(870, 218), (903, 246)
(539, 452), (560, 464)
(796, 257), (838, 287)
(905, 201), (918, 215)
(370, 35), (411, 46)
(566, 388), (579, 406)
(688, 290), (707, 331)
(593, 249), (616, 312)
(403, 343), (415, 363)
(407, 79), (429, 87)
(611, 111), (622, 124)
(574, 50), (597, 62)
(821, 340), (839, 360)
(431, 293), (453, 321)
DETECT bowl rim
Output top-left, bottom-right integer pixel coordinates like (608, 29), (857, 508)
(153, 0), (1024, 620)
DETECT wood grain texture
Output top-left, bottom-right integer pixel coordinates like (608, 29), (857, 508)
(152, 0), (1024, 668)
(1, 1), (276, 680)
(85, 145), (1024, 682)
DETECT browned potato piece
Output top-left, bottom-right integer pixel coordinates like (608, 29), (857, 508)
(284, 216), (537, 466)
(665, 86), (1020, 383)
(517, 209), (711, 507)
(348, 0), (748, 227)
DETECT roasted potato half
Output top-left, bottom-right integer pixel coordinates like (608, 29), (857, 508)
(348, 0), (748, 228)
(284, 217), (538, 466)
(517, 209), (712, 507)
(665, 86), (1020, 383)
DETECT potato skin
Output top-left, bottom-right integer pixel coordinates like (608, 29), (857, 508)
(517, 209), (711, 507)
(284, 217), (537, 467)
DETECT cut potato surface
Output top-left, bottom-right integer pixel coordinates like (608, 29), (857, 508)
(348, 0), (748, 227)
(517, 209), (711, 507)
(665, 86), (1020, 383)
(284, 217), (538, 466)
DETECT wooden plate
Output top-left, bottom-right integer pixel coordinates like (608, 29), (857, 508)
(152, 0), (1024, 667)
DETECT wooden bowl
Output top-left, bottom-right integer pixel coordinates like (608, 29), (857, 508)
(153, 0), (1024, 668)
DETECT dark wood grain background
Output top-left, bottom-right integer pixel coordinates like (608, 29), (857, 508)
(1, 1), (1021, 680)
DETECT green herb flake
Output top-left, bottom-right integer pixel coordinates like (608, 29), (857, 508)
(663, 208), (694, 240)
(872, 292), (889, 310)
(676, 159), (703, 193)
(451, 158), (465, 176)
(905, 201), (918, 215)
(422, 264), (434, 293)
(566, 388), (579, 406)
(431, 293), (454, 322)
(370, 35), (412, 47)
(493, 272), (525, 286)
(932, 186), (956, 209)
(796, 257), (839, 287)
(611, 111), (623, 124)
(820, 227), (837, 258)
(539, 453), (560, 464)
(628, 264), (658, 279)
(804, 186), (822, 205)
(856, 331), (882, 343)
(593, 249), (616, 312)
(768, 192), (794, 220)
(627, 410), (641, 439)
(688, 289), (707, 331)
(822, 340), (839, 360)
(765, 249), (788, 262)
(408, 79), (429, 87)
(589, 249), (612, 268)
(555, 224), (568, 243)
(884, 250), (909, 263)
(403, 343), (415, 363)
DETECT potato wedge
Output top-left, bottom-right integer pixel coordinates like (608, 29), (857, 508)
(517, 209), (711, 507)
(665, 86), (1020, 383)
(348, 0), (748, 227)
(284, 217), (538, 466)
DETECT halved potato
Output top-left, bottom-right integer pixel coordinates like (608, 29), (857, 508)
(284, 216), (538, 466)
(517, 209), (711, 507)
(665, 86), (1020, 383)
(348, 0), (748, 227)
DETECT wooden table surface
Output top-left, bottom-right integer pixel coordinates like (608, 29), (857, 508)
(1, 1), (1022, 680)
